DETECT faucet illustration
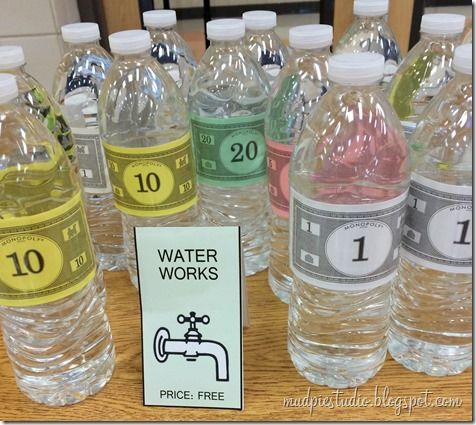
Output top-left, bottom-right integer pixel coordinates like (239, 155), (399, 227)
(153, 312), (229, 382)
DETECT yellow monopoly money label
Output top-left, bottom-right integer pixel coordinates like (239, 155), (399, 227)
(0, 192), (96, 307)
(103, 132), (197, 217)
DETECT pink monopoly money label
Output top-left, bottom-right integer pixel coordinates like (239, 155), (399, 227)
(267, 139), (294, 218)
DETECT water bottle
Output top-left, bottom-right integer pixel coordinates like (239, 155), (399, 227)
(99, 30), (199, 287)
(387, 13), (465, 138)
(0, 74), (115, 406)
(144, 9), (197, 99)
(266, 25), (332, 303)
(0, 45), (77, 167)
(389, 44), (472, 376)
(189, 19), (270, 276)
(53, 22), (125, 272)
(288, 53), (410, 388)
(334, 0), (401, 88)
(243, 10), (289, 85)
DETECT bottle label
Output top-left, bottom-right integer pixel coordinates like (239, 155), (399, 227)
(290, 190), (408, 291)
(401, 173), (472, 274)
(103, 132), (197, 217)
(191, 113), (267, 187)
(0, 193), (96, 307)
(267, 139), (293, 218)
(72, 126), (112, 194)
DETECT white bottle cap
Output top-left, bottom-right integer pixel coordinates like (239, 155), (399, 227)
(0, 74), (18, 104)
(453, 44), (472, 74)
(143, 9), (177, 28)
(206, 19), (245, 41)
(420, 14), (466, 35)
(242, 11), (277, 30)
(109, 30), (151, 55)
(0, 46), (25, 70)
(289, 24), (333, 49)
(328, 52), (384, 85)
(61, 22), (100, 44)
(354, 0), (389, 17)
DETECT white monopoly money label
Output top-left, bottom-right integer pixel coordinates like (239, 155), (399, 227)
(401, 173), (472, 273)
(72, 126), (112, 194)
(290, 189), (408, 291)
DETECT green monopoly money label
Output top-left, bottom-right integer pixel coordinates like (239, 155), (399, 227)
(191, 113), (267, 187)
(135, 226), (243, 409)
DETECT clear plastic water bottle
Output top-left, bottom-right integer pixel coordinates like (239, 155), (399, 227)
(334, 0), (401, 88)
(387, 13), (465, 138)
(99, 30), (199, 287)
(144, 9), (197, 99)
(266, 25), (332, 303)
(0, 74), (115, 406)
(189, 19), (270, 276)
(0, 46), (110, 301)
(389, 44), (472, 376)
(0, 45), (77, 167)
(288, 53), (410, 388)
(53, 22), (125, 272)
(243, 11), (289, 86)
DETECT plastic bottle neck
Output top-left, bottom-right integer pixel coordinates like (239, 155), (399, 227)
(210, 38), (244, 49)
(291, 46), (331, 56)
(147, 25), (177, 34)
(419, 32), (462, 43)
(246, 28), (276, 36)
(354, 14), (387, 23)
(113, 50), (151, 62)
(332, 81), (380, 92)
(65, 40), (101, 51)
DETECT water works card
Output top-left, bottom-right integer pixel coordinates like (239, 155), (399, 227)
(135, 226), (243, 410)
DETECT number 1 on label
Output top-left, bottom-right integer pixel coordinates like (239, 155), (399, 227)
(352, 236), (369, 262)
(454, 219), (471, 245)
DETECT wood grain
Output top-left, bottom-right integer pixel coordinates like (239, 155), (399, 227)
(388, 0), (415, 55)
(182, 31), (206, 63)
(0, 271), (472, 421)
(333, 0), (355, 48)
(101, 0), (141, 35)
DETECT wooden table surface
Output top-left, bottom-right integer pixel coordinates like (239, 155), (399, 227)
(0, 270), (472, 421)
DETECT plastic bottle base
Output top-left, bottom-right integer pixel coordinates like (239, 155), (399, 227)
(97, 251), (127, 272)
(16, 344), (116, 406)
(244, 249), (270, 276)
(388, 330), (472, 376)
(288, 339), (386, 388)
(268, 269), (293, 304)
(130, 272), (139, 289)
